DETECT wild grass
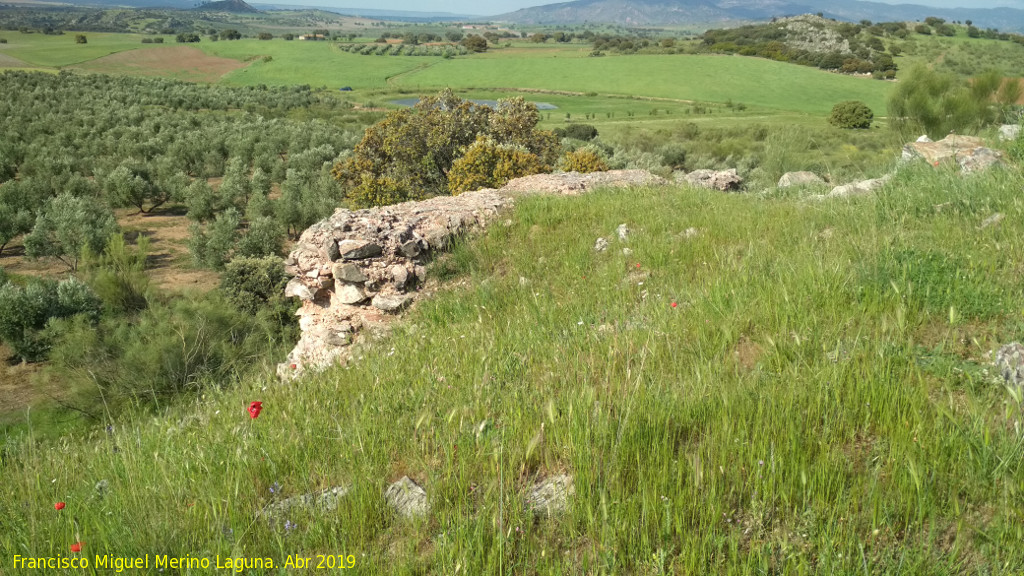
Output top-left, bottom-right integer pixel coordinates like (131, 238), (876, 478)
(3, 163), (1024, 574)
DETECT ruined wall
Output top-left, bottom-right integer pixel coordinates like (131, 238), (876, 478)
(277, 170), (667, 379)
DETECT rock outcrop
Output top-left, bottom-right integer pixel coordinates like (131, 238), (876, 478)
(999, 124), (1021, 142)
(995, 342), (1024, 391)
(778, 171), (825, 188)
(901, 134), (1005, 173)
(278, 170), (664, 378)
(681, 168), (744, 191)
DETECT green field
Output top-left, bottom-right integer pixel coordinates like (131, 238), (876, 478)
(0, 31), (150, 67)
(199, 39), (441, 90)
(0, 31), (893, 116)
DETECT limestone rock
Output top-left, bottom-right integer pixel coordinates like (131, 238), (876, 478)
(778, 171), (824, 188)
(616, 224), (630, 241)
(336, 283), (367, 305)
(284, 278), (314, 301)
(372, 293), (411, 313)
(995, 342), (1024, 390)
(262, 486), (350, 518)
(819, 174), (892, 199)
(338, 239), (383, 260)
(332, 262), (367, 283)
(683, 168), (743, 192)
(385, 476), (428, 519)
(389, 265), (409, 289)
(594, 237), (608, 252)
(980, 213), (1004, 229)
(999, 124), (1021, 141)
(399, 240), (422, 258)
(525, 475), (574, 517)
(902, 134), (1005, 172)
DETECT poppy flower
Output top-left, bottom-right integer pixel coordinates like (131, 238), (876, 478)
(635, 263), (641, 269)
(54, 502), (66, 510)
(671, 302), (678, 308)
(290, 363), (297, 370)
(70, 542), (83, 553)
(248, 401), (263, 419)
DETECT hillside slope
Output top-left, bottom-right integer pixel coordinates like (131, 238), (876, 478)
(4, 162), (1024, 572)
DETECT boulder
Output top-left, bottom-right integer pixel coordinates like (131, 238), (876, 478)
(995, 342), (1024, 390)
(683, 169), (743, 192)
(337, 239), (383, 260)
(820, 174), (892, 199)
(999, 124), (1021, 141)
(284, 278), (314, 301)
(525, 475), (574, 517)
(902, 134), (1005, 172)
(616, 224), (630, 241)
(389, 265), (409, 289)
(332, 262), (367, 283)
(336, 283), (367, 305)
(594, 237), (608, 252)
(778, 171), (825, 188)
(384, 476), (428, 519)
(398, 240), (422, 258)
(261, 486), (350, 519)
(372, 293), (411, 313)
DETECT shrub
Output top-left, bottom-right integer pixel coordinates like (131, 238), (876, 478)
(829, 101), (874, 129)
(448, 136), (548, 194)
(888, 65), (1003, 139)
(658, 142), (688, 169)
(554, 124), (599, 141)
(0, 277), (101, 362)
(83, 233), (150, 315)
(220, 256), (290, 315)
(75, 34), (87, 44)
(560, 148), (609, 173)
(915, 24), (931, 35)
(258, 32), (273, 40)
(333, 89), (558, 207)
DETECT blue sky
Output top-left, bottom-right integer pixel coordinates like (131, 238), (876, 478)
(287, 1), (1023, 17)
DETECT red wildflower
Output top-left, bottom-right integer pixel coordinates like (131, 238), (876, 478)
(70, 542), (83, 553)
(54, 502), (66, 511)
(671, 302), (678, 308)
(636, 263), (641, 269)
(248, 401), (263, 419)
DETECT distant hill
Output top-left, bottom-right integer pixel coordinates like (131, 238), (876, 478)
(495, 0), (1024, 32)
(252, 4), (479, 20)
(194, 0), (259, 13)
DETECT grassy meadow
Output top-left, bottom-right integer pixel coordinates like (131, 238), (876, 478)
(4, 165), (1024, 573)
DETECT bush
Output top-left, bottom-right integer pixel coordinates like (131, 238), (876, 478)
(333, 90), (558, 207)
(829, 101), (874, 129)
(448, 136), (548, 194)
(554, 124), (599, 141)
(0, 277), (101, 362)
(220, 256), (289, 313)
(888, 65), (1005, 139)
(75, 34), (87, 44)
(560, 148), (609, 173)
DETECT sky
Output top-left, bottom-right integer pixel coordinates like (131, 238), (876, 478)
(289, 0), (1023, 17)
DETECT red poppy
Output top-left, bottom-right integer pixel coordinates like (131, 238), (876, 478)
(671, 302), (678, 308)
(636, 263), (641, 268)
(54, 502), (66, 511)
(290, 363), (297, 370)
(70, 542), (83, 553)
(248, 401), (263, 419)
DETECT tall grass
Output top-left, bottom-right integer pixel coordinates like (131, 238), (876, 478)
(3, 164), (1024, 574)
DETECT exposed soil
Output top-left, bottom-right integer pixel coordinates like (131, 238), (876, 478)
(70, 46), (248, 83)
(0, 52), (31, 68)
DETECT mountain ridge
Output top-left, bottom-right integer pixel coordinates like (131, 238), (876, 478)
(494, 0), (1024, 32)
